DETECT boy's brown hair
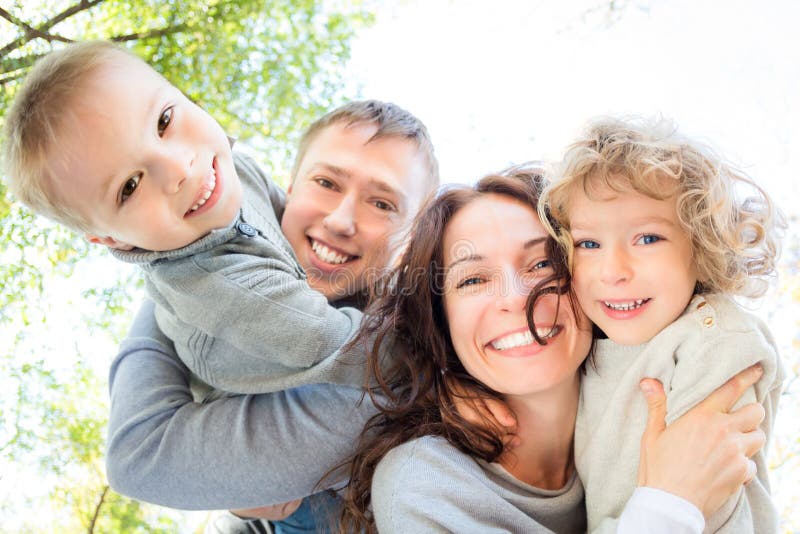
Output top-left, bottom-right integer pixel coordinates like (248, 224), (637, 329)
(291, 100), (439, 194)
(2, 40), (139, 232)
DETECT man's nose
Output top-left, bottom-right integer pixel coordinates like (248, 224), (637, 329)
(323, 194), (357, 237)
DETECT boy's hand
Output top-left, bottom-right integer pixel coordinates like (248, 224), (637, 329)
(231, 498), (302, 521)
(446, 374), (519, 449)
(637, 364), (765, 518)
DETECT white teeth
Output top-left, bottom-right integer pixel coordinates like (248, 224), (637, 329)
(311, 240), (354, 265)
(491, 327), (560, 351)
(188, 172), (217, 213)
(604, 299), (648, 311)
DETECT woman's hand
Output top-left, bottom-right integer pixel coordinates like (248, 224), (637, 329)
(637, 364), (766, 518)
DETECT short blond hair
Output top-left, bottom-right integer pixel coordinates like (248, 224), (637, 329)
(2, 40), (138, 232)
(540, 116), (783, 298)
(291, 100), (439, 195)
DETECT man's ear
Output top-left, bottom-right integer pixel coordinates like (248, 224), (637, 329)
(85, 233), (135, 251)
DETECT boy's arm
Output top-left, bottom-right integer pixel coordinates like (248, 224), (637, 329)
(668, 298), (784, 532)
(106, 300), (377, 509)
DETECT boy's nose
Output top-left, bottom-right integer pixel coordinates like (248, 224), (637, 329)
(323, 195), (357, 237)
(599, 248), (633, 285)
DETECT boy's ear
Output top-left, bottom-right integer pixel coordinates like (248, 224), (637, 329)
(85, 233), (135, 251)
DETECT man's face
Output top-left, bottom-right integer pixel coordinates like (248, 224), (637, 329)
(281, 121), (430, 300)
(49, 53), (241, 251)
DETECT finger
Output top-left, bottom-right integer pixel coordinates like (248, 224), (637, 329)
(485, 398), (518, 430)
(700, 364), (763, 412)
(744, 459), (757, 485)
(739, 428), (767, 459)
(728, 402), (766, 433)
(639, 378), (667, 441)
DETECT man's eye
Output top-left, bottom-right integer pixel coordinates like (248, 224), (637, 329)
(575, 240), (600, 249)
(157, 107), (173, 137)
(120, 175), (141, 203)
(315, 178), (337, 190)
(531, 259), (551, 271)
(373, 199), (396, 212)
(637, 234), (662, 245)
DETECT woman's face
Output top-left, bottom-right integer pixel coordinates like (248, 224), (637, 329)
(442, 194), (591, 398)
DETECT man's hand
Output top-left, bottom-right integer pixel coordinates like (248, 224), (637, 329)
(447, 374), (520, 449)
(637, 364), (766, 518)
(230, 498), (303, 521)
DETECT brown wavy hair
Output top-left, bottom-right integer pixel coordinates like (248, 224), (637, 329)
(337, 164), (579, 533)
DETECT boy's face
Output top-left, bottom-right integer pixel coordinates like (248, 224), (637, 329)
(281, 121), (430, 301)
(567, 181), (698, 345)
(49, 53), (241, 251)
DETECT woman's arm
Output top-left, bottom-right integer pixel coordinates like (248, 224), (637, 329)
(106, 300), (377, 510)
(594, 366), (767, 534)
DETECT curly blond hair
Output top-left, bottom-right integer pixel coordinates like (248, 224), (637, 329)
(540, 116), (783, 298)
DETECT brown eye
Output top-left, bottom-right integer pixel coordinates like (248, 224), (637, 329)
(157, 107), (173, 136)
(120, 174), (141, 203)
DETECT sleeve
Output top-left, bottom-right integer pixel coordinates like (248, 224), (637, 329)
(591, 487), (705, 534)
(666, 299), (783, 533)
(151, 249), (369, 393)
(105, 301), (377, 510)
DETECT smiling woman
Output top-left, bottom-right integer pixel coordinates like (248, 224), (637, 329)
(339, 164), (768, 534)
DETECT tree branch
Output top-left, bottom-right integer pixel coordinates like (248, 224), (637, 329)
(0, 0), (104, 58)
(110, 24), (188, 43)
(87, 484), (109, 534)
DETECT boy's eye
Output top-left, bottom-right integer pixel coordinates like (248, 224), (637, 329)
(575, 239), (600, 249)
(636, 234), (662, 245)
(120, 174), (141, 203)
(157, 107), (173, 137)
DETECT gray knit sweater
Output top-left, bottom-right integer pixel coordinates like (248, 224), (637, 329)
(111, 153), (366, 395)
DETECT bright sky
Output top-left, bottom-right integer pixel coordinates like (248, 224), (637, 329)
(347, 0), (799, 214)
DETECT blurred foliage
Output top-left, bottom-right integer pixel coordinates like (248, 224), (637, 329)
(0, 0), (371, 530)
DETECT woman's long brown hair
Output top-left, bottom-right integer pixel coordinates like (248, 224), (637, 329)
(337, 165), (576, 533)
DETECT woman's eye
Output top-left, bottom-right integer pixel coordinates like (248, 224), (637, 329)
(637, 234), (662, 245)
(157, 107), (173, 137)
(575, 239), (600, 249)
(120, 175), (141, 203)
(531, 259), (551, 271)
(456, 276), (483, 289)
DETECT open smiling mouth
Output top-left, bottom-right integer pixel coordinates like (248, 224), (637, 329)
(602, 298), (651, 311)
(490, 326), (562, 351)
(185, 166), (217, 216)
(309, 238), (357, 265)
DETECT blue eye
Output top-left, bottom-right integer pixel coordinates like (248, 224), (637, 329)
(532, 259), (551, 270)
(576, 240), (600, 249)
(637, 234), (662, 245)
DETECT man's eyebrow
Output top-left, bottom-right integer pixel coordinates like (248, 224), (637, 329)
(310, 162), (405, 203)
(523, 237), (547, 249)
